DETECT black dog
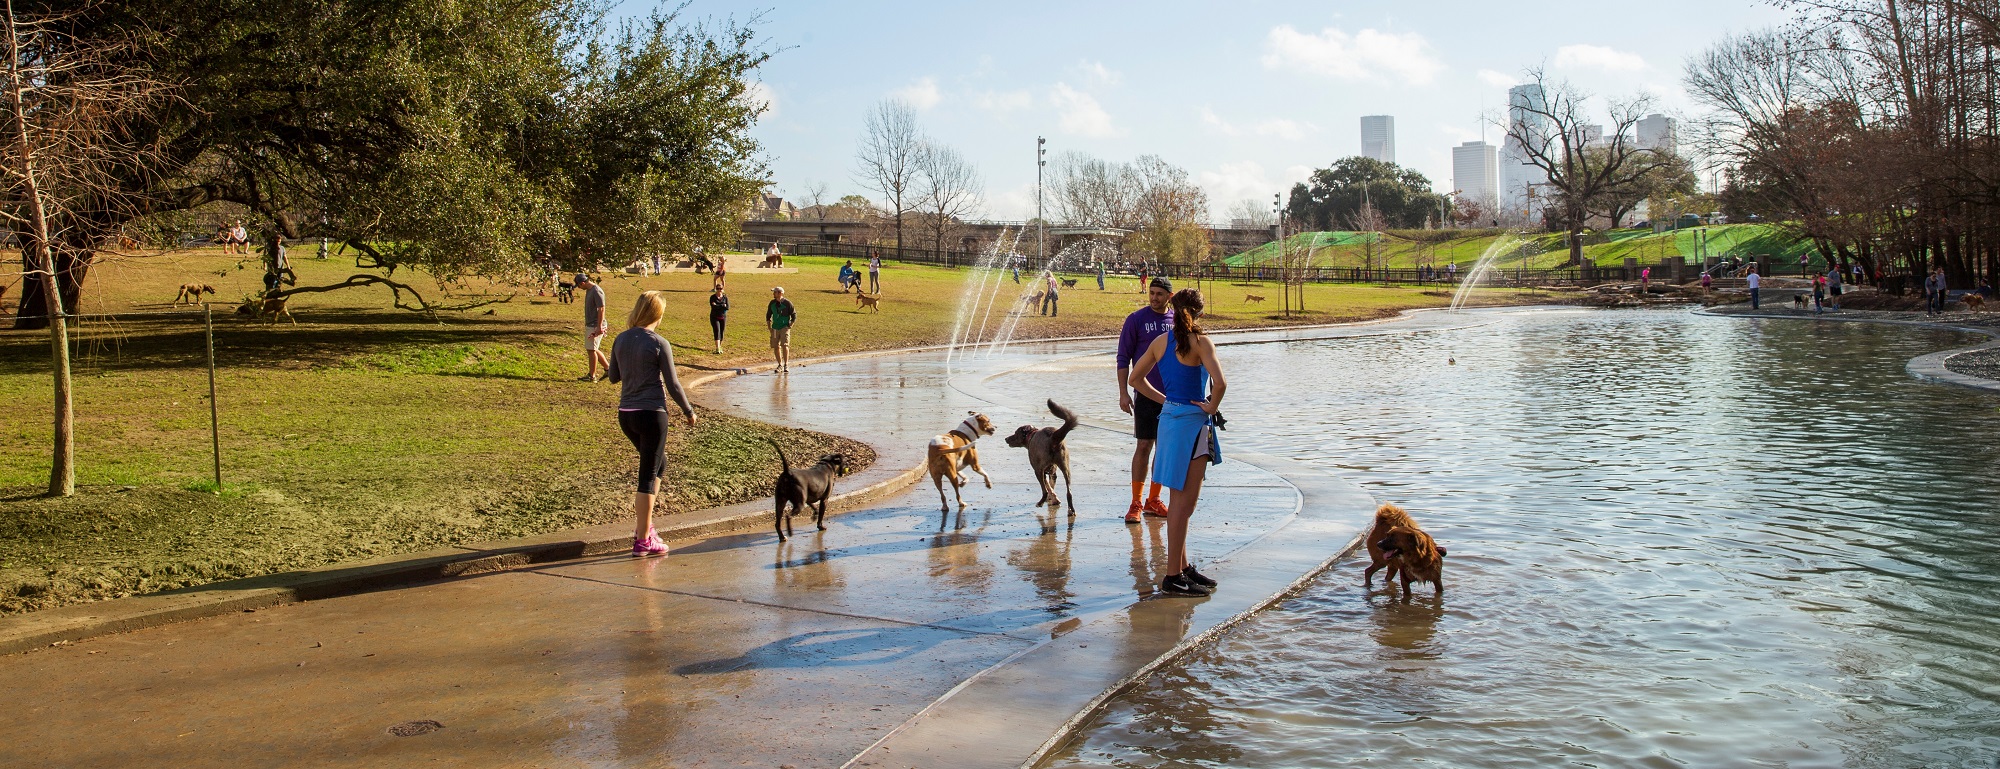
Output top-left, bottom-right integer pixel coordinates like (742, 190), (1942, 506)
(556, 282), (575, 304)
(770, 439), (849, 542)
(1004, 399), (1078, 510)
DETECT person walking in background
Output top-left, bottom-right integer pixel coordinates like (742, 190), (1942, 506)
(1126, 288), (1227, 597)
(1826, 265), (1843, 311)
(868, 251), (881, 293)
(1747, 265), (1761, 309)
(1799, 253), (1810, 278)
(1097, 260), (1106, 291)
(1117, 277), (1176, 525)
(708, 284), (730, 354)
(578, 274), (609, 381)
(1042, 272), (1059, 316)
(767, 286), (797, 373)
(230, 221), (248, 255)
(1641, 266), (1651, 289)
(606, 290), (699, 557)
(1812, 272), (1827, 315)
(1928, 267), (1949, 315)
(1700, 270), (1713, 291)
(1447, 262), (1458, 282)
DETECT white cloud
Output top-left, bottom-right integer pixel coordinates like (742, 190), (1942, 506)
(1201, 107), (1315, 140)
(743, 81), (777, 118)
(974, 89), (1034, 113)
(1050, 83), (1122, 138)
(1440, 123), (1482, 144)
(893, 77), (942, 110)
(1079, 60), (1122, 87)
(1554, 44), (1646, 72)
(1477, 69), (1519, 89)
(1261, 25), (1444, 86)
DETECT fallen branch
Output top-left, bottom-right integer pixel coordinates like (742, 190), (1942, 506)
(266, 275), (515, 317)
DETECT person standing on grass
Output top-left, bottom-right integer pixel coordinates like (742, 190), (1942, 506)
(1447, 262), (1457, 282)
(606, 290), (698, 557)
(1042, 272), (1059, 316)
(578, 274), (609, 381)
(1746, 265), (1761, 309)
(1097, 260), (1106, 291)
(869, 251), (882, 294)
(1117, 277), (1176, 525)
(1127, 288), (1226, 597)
(767, 286), (797, 373)
(709, 285), (730, 354)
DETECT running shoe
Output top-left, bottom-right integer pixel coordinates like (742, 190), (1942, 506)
(1158, 573), (1211, 597)
(576, 374), (596, 382)
(1124, 501), (1143, 524)
(1143, 498), (1170, 518)
(631, 530), (668, 556)
(1182, 564), (1217, 589)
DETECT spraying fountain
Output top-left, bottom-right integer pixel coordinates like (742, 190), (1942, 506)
(1448, 234), (1522, 312)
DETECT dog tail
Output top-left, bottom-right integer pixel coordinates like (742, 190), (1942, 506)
(767, 437), (792, 472)
(1047, 399), (1078, 442)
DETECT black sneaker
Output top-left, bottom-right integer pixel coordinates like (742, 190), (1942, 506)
(1182, 564), (1217, 589)
(1159, 573), (1211, 597)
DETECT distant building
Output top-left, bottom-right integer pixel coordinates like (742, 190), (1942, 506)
(1636, 113), (1677, 152)
(1360, 115), (1396, 164)
(1451, 141), (1500, 216)
(1577, 123), (1606, 148)
(746, 194), (797, 221)
(1501, 84), (1549, 221)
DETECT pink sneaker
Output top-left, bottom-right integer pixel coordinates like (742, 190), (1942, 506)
(631, 530), (668, 556)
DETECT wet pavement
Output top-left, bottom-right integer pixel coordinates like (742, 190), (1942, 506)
(0, 312), (1508, 768)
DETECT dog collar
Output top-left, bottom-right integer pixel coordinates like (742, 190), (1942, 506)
(951, 417), (982, 442)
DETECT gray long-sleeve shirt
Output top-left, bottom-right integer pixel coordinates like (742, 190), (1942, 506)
(606, 328), (694, 413)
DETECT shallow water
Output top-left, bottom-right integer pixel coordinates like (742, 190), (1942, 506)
(1019, 309), (2000, 768)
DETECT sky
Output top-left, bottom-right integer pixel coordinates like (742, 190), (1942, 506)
(616, 1), (1796, 221)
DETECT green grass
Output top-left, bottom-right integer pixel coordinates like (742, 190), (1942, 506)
(1228, 223), (1822, 271)
(0, 246), (1538, 613)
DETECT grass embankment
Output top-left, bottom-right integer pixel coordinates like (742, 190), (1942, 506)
(1230, 223), (1820, 271)
(0, 249), (1535, 613)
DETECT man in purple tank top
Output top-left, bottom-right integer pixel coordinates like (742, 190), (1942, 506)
(1117, 277), (1175, 524)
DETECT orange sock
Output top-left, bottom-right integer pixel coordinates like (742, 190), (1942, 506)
(1147, 482), (1163, 502)
(1131, 481), (1144, 504)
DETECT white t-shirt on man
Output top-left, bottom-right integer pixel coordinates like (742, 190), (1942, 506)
(1747, 273), (1761, 289)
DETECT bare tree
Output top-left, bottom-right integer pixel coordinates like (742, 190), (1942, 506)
(911, 140), (983, 255)
(1047, 151), (1139, 228)
(1345, 199), (1387, 279)
(1126, 155), (1210, 269)
(853, 99), (922, 249)
(1226, 197), (1275, 228)
(799, 179), (831, 221)
(3, 1), (171, 496)
(1501, 68), (1676, 265)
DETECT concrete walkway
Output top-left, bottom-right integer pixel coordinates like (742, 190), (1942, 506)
(0, 310), (1512, 769)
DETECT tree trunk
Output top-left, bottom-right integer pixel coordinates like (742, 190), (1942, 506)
(7, 2), (75, 495)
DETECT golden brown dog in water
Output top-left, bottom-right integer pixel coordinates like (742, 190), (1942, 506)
(926, 412), (995, 512)
(1363, 503), (1446, 598)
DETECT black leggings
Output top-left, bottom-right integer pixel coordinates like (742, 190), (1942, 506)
(711, 316), (726, 342)
(618, 410), (670, 493)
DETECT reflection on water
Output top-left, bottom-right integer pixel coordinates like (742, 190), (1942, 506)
(1036, 309), (2000, 768)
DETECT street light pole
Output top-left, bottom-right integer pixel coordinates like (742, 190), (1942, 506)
(1036, 137), (1047, 269)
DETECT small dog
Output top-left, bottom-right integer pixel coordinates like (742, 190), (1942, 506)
(1964, 294), (1985, 311)
(1060, 278), (1078, 288)
(1023, 290), (1045, 308)
(1362, 503), (1446, 598)
(1792, 294), (1807, 309)
(1244, 293), (1265, 304)
(854, 292), (882, 312)
(237, 295), (296, 325)
(174, 283), (216, 306)
(1004, 399), (1078, 510)
(926, 412), (995, 512)
(758, 255), (781, 268)
(769, 439), (849, 542)
(555, 282), (574, 304)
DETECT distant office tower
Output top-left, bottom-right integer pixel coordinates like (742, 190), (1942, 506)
(1360, 115), (1396, 164)
(1577, 123), (1606, 147)
(1636, 113), (1677, 152)
(1452, 141), (1500, 215)
(1501, 84), (1549, 220)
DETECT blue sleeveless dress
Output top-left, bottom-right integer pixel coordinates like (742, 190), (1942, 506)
(1151, 331), (1221, 490)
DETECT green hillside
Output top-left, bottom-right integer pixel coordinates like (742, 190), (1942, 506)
(1225, 224), (1820, 271)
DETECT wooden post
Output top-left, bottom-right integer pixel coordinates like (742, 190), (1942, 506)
(204, 304), (221, 490)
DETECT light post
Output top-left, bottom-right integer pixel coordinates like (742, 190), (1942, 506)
(1036, 137), (1047, 269)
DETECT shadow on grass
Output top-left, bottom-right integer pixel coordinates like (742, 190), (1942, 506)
(0, 309), (563, 376)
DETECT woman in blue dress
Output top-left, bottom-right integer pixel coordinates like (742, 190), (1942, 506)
(1127, 289), (1228, 596)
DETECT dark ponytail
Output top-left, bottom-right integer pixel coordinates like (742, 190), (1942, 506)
(1170, 289), (1204, 357)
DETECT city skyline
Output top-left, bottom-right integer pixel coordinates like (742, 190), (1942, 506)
(632, 0), (1790, 220)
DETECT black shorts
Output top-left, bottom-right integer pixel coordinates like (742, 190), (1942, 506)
(1133, 394), (1163, 441)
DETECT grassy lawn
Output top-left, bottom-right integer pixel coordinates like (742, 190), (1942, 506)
(0, 247), (1537, 613)
(1228, 223), (1820, 271)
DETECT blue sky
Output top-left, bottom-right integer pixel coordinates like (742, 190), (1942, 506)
(622, 1), (1795, 220)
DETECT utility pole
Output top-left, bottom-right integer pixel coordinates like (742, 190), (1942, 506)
(1036, 137), (1047, 269)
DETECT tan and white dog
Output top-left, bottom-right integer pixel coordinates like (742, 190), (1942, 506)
(926, 412), (995, 512)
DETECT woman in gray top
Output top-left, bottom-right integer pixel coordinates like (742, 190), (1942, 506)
(606, 290), (698, 556)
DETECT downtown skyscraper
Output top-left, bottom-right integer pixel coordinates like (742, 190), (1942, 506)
(1360, 115), (1395, 164)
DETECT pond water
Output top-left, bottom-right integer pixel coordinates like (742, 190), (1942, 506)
(1014, 308), (2000, 768)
